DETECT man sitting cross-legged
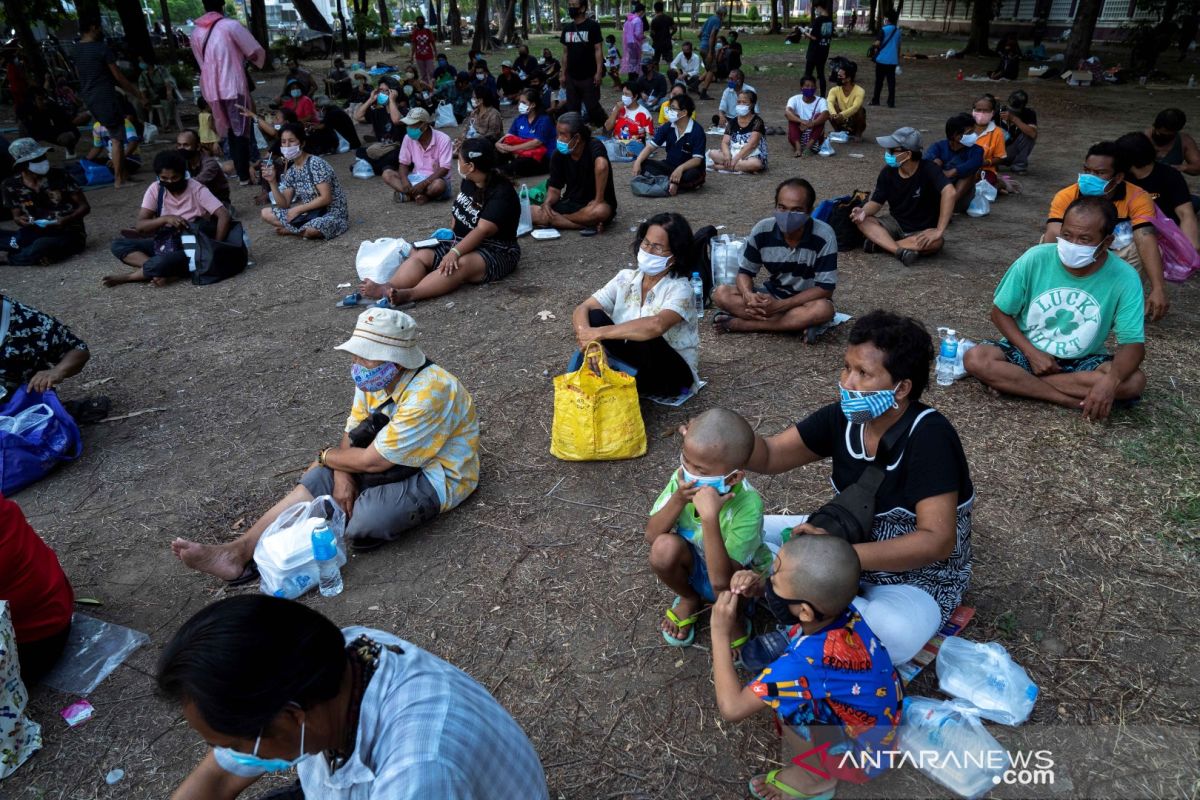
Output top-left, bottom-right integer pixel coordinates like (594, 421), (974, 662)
(711, 177), (836, 340)
(964, 196), (1146, 422)
(381, 108), (453, 205)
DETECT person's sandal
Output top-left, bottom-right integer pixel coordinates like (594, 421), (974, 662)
(895, 247), (918, 267)
(225, 561), (260, 588)
(748, 770), (836, 800)
(661, 596), (701, 647)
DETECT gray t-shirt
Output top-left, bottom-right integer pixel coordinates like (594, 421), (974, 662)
(73, 41), (121, 122)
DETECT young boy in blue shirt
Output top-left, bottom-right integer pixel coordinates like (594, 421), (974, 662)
(927, 112), (985, 212)
(646, 408), (766, 648)
(711, 534), (903, 800)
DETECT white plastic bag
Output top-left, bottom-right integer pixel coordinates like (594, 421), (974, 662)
(254, 124), (270, 151)
(433, 100), (457, 128)
(818, 137), (835, 156)
(709, 234), (746, 286)
(40, 613), (150, 695)
(828, 130), (851, 143)
(966, 180), (993, 217)
(351, 158), (375, 179)
(900, 697), (1007, 799)
(0, 403), (53, 435)
(336, 131), (351, 153)
(141, 122), (159, 145)
(254, 496), (347, 599)
(355, 237), (412, 284)
(516, 183), (533, 237)
(936, 636), (1038, 725)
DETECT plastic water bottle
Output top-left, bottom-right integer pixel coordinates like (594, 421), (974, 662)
(311, 524), (343, 597)
(273, 574), (312, 599)
(936, 328), (958, 387)
(691, 272), (704, 322)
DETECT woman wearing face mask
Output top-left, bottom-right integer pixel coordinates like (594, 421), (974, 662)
(743, 310), (974, 666)
(569, 212), (700, 396)
(1, 138), (90, 266)
(359, 138), (521, 305)
(460, 85), (503, 146)
(157, 596), (548, 799)
(495, 88), (555, 177)
(604, 81), (655, 142)
(632, 92), (706, 195)
(784, 75), (828, 157)
(708, 89), (767, 173)
(470, 59), (498, 95)
(281, 79), (317, 124)
(259, 124), (349, 240)
(136, 58), (183, 131)
(969, 94), (1007, 187)
(927, 112), (984, 212)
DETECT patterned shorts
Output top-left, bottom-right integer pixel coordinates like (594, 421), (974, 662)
(431, 239), (520, 283)
(986, 339), (1113, 374)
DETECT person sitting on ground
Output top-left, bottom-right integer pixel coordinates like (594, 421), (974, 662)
(999, 89), (1037, 174)
(969, 94), (1007, 187)
(0, 494), (74, 686)
(638, 54), (669, 109)
(707, 90), (767, 173)
(828, 62), (866, 141)
(1118, 131), (1200, 251)
(604, 81), (655, 141)
(398, 67), (436, 114)
(460, 85), (503, 146)
(381, 108), (452, 205)
(526, 69), (554, 113)
(349, 69), (372, 104)
(532, 113), (617, 234)
(282, 56), (316, 98)
(282, 79), (317, 124)
(710, 535), (903, 800)
(1042, 140), (1168, 320)
(0, 293), (89, 397)
(785, 75), (828, 157)
(305, 95), (362, 154)
(632, 92), (706, 195)
(157, 596), (549, 799)
(570, 212), (699, 396)
(435, 71), (475, 124)
(989, 32), (1021, 80)
(1, 139), (90, 266)
(1146, 107), (1200, 176)
(716, 68), (757, 128)
(513, 45), (538, 82)
(104, 151), (231, 287)
(539, 48), (562, 86)
(656, 81), (695, 125)
(646, 407), (766, 648)
(87, 116), (142, 174)
(926, 112), (984, 212)
(853, 127), (955, 266)
(360, 139), (520, 305)
(16, 90), (80, 156)
(325, 57), (352, 99)
(175, 129), (230, 207)
(965, 197), (1146, 421)
(712, 178), (836, 338)
(433, 53), (458, 87)
(260, 124), (350, 240)
(670, 41), (704, 92)
(496, 88), (556, 177)
(743, 309), (974, 664)
(496, 60), (525, 103)
(471, 59), (498, 96)
(352, 78), (404, 175)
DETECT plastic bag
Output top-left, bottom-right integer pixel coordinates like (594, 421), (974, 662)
(79, 159), (115, 186)
(516, 184), (533, 237)
(351, 158), (375, 179)
(253, 123), (270, 151)
(355, 237), (412, 284)
(0, 386), (83, 496)
(0, 601), (41, 778)
(966, 180), (994, 217)
(1150, 204), (1200, 282)
(631, 174), (671, 197)
(936, 636), (1038, 725)
(976, 178), (998, 202)
(0, 403), (53, 435)
(433, 100), (457, 128)
(40, 613), (150, 696)
(335, 132), (351, 154)
(709, 234), (746, 286)
(551, 343), (646, 461)
(142, 121), (159, 145)
(254, 495), (347, 599)
(900, 697), (1007, 799)
(818, 137), (835, 156)
(828, 130), (851, 143)
(604, 138), (635, 163)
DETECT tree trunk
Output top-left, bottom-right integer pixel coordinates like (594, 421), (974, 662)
(112, 0), (156, 64)
(504, 0), (518, 41)
(3, 0), (48, 81)
(690, 0), (698, 27)
(521, 0), (530, 39)
(769, 0), (779, 33)
(449, 0), (464, 44)
(472, 0), (490, 52)
(533, 0), (543, 34)
(248, 0), (274, 68)
(352, 0), (369, 63)
(378, 0), (394, 52)
(553, 0), (562, 30)
(1063, 0), (1103, 65)
(437, 0), (445, 38)
(158, 0), (178, 61)
(336, 0), (352, 58)
(867, 0), (878, 32)
(963, 0), (994, 54)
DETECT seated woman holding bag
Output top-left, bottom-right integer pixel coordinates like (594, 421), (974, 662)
(172, 308), (480, 581)
(259, 124), (350, 240)
(569, 211), (699, 397)
(739, 310), (974, 665)
(103, 150), (232, 287)
(496, 88), (555, 178)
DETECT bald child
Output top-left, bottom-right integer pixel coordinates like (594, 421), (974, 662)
(711, 535), (903, 800)
(646, 407), (768, 648)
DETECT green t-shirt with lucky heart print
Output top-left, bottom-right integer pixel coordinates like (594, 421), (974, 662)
(650, 472), (769, 572)
(992, 243), (1145, 359)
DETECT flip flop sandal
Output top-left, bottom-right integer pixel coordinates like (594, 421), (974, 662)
(579, 227), (598, 237)
(729, 618), (753, 651)
(336, 292), (362, 308)
(711, 310), (734, 333)
(225, 560), (260, 588)
(748, 770), (836, 800)
(64, 395), (111, 424)
(661, 596), (701, 648)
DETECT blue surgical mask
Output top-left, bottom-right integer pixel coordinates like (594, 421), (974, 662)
(290, 89), (302, 98)
(679, 458), (736, 495)
(1077, 173), (1110, 197)
(838, 381), (899, 425)
(727, 80), (737, 89)
(556, 139), (571, 154)
(883, 152), (899, 168)
(214, 722), (307, 775)
(406, 126), (423, 140)
(774, 210), (809, 235)
(351, 362), (400, 392)
(377, 93), (389, 105)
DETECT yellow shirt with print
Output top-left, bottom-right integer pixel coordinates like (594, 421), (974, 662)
(344, 364), (480, 512)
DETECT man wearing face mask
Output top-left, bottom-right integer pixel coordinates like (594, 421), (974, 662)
(1145, 107), (1200, 176)
(998, 90), (1038, 175)
(967, 197), (1147, 422)
(926, 113), (984, 212)
(1043, 141), (1168, 321)
(711, 178), (836, 338)
(381, 108), (453, 205)
(560, 0), (606, 126)
(0, 139), (90, 266)
(532, 113), (616, 234)
(638, 53), (669, 108)
(352, 79), (404, 175)
(716, 68), (757, 128)
(175, 129), (230, 206)
(669, 41), (703, 92)
(852, 127), (956, 267)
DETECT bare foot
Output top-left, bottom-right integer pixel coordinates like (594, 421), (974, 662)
(101, 272), (140, 287)
(360, 278), (386, 299)
(275, 227), (294, 236)
(151, 277), (168, 287)
(661, 595), (702, 641)
(385, 287), (413, 305)
(301, 228), (324, 240)
(171, 537), (248, 581)
(413, 194), (429, 205)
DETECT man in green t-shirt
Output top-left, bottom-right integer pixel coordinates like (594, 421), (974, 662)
(965, 197), (1146, 421)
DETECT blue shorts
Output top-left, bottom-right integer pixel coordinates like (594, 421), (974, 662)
(987, 339), (1113, 374)
(685, 540), (716, 603)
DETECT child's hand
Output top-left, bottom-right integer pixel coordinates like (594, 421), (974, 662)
(711, 591), (739, 640)
(671, 470), (700, 504)
(730, 570), (765, 598)
(692, 485), (732, 518)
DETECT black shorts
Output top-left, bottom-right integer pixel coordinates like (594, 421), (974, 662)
(432, 239), (520, 283)
(653, 41), (673, 61)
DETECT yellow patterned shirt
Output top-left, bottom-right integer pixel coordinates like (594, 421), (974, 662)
(344, 364), (480, 511)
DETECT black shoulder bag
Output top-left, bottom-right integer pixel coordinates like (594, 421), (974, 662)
(806, 402), (924, 545)
(344, 360), (433, 488)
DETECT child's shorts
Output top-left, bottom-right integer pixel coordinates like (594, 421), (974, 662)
(685, 541), (716, 603)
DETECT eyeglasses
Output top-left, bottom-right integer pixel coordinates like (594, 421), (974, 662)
(640, 241), (671, 256)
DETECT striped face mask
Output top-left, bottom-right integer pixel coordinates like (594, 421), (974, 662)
(838, 382), (899, 424)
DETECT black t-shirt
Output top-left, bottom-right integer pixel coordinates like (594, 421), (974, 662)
(795, 402), (974, 512)
(451, 178), (520, 242)
(561, 18), (604, 80)
(726, 42), (743, 72)
(365, 106), (397, 142)
(1127, 162), (1191, 224)
(870, 159), (951, 233)
(810, 15), (834, 50)
(497, 72), (524, 94)
(639, 72), (668, 102)
(548, 139), (617, 211)
(650, 13), (674, 45)
(1002, 106), (1037, 138)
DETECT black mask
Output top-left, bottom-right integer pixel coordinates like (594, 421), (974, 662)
(764, 581), (800, 625)
(176, 148), (196, 164)
(1151, 131), (1175, 146)
(160, 178), (187, 193)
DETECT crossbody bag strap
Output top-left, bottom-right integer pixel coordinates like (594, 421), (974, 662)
(855, 401), (925, 490)
(201, 17), (230, 61)
(879, 26), (898, 51)
(156, 183), (166, 216)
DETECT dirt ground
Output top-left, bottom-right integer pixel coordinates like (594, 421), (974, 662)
(6, 42), (1199, 800)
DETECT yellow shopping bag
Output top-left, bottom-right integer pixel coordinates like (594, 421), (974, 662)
(550, 343), (647, 461)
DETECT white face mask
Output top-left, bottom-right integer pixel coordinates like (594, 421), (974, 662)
(27, 160), (50, 175)
(665, 108), (680, 123)
(636, 248), (672, 276)
(518, 102), (531, 115)
(1056, 237), (1102, 270)
(281, 144), (301, 160)
(457, 162), (470, 179)
(958, 132), (979, 147)
(621, 94), (634, 106)
(734, 103), (750, 117)
(469, 98), (478, 109)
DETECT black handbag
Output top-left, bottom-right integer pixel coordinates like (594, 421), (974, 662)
(183, 219), (248, 285)
(344, 361), (432, 489)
